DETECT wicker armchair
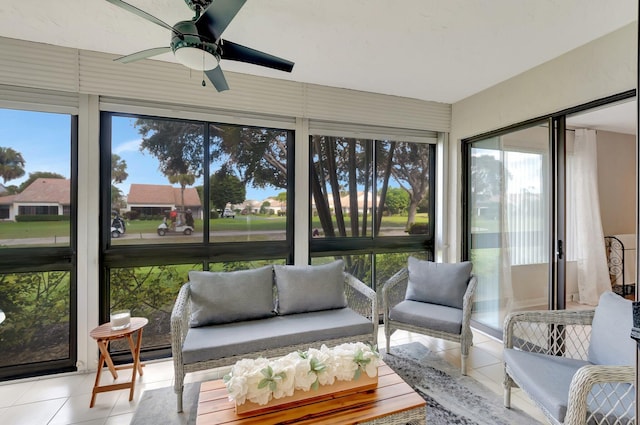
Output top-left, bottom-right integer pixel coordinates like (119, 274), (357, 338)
(382, 266), (477, 374)
(503, 291), (636, 425)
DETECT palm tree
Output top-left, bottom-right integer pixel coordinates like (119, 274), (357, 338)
(0, 147), (26, 184)
(169, 173), (196, 211)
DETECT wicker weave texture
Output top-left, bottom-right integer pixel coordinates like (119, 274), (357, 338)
(503, 308), (636, 425)
(170, 272), (378, 412)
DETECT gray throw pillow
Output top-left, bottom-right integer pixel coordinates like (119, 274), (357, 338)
(588, 291), (635, 366)
(405, 257), (472, 309)
(274, 260), (348, 315)
(188, 266), (275, 327)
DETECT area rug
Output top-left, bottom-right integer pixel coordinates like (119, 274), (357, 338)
(130, 342), (541, 425)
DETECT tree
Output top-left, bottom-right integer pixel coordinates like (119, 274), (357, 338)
(385, 187), (410, 215)
(111, 154), (129, 211)
(0, 147), (26, 184)
(386, 142), (431, 227)
(210, 166), (245, 212)
(168, 173), (196, 211)
(111, 154), (128, 184)
(17, 171), (65, 192)
(135, 120), (203, 189)
(471, 154), (506, 202)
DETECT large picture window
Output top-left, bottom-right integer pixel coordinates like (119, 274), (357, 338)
(102, 111), (293, 358)
(309, 133), (436, 302)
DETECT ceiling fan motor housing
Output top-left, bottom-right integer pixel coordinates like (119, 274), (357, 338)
(170, 20), (221, 70)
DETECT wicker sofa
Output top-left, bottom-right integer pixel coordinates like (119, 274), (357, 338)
(170, 260), (378, 412)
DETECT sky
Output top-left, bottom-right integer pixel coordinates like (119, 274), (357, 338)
(0, 109), (279, 201)
(110, 116), (279, 201)
(0, 109), (71, 185)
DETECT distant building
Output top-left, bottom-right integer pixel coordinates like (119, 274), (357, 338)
(126, 184), (202, 218)
(0, 178), (70, 220)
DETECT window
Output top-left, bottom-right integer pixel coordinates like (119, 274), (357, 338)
(101, 111), (293, 359)
(0, 108), (76, 380)
(309, 132), (436, 298)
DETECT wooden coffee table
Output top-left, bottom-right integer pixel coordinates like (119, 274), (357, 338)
(195, 363), (426, 424)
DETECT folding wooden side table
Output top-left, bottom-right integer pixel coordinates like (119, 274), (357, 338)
(89, 317), (148, 407)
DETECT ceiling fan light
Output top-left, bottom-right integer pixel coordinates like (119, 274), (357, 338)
(174, 45), (219, 71)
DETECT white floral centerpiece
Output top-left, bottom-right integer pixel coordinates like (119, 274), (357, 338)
(224, 342), (380, 409)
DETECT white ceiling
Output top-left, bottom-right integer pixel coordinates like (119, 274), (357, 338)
(0, 0), (637, 130)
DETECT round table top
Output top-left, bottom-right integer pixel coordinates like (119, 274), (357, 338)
(90, 317), (148, 340)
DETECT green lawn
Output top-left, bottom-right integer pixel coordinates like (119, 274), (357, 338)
(0, 213), (429, 239)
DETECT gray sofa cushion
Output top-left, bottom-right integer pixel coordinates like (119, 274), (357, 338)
(181, 307), (373, 364)
(389, 300), (463, 334)
(188, 266), (275, 327)
(274, 260), (347, 315)
(405, 257), (472, 309)
(588, 291), (635, 366)
(504, 348), (590, 422)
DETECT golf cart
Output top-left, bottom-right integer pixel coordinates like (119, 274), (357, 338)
(157, 211), (194, 236)
(111, 212), (126, 238)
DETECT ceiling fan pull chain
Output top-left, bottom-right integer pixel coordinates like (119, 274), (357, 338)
(201, 53), (206, 86)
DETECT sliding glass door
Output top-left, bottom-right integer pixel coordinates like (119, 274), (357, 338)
(465, 123), (552, 334)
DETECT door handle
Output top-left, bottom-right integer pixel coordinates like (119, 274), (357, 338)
(557, 240), (564, 260)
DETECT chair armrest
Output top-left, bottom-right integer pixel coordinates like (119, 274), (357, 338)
(171, 283), (191, 365)
(564, 364), (636, 425)
(344, 273), (378, 345)
(503, 309), (595, 359)
(382, 268), (409, 314)
(462, 275), (477, 330)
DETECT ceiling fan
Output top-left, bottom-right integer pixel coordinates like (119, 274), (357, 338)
(106, 0), (294, 92)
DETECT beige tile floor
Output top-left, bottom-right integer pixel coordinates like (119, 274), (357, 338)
(0, 328), (548, 424)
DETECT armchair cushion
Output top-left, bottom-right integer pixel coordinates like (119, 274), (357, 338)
(504, 349), (590, 422)
(389, 300), (463, 334)
(274, 260), (348, 315)
(188, 266), (275, 327)
(588, 291), (635, 366)
(405, 257), (472, 309)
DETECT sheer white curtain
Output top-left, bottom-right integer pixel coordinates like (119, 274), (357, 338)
(569, 129), (611, 305)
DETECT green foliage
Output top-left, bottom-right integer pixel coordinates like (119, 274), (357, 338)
(0, 147), (26, 184)
(0, 271), (70, 352)
(15, 214), (70, 222)
(385, 187), (410, 214)
(210, 166), (246, 211)
(111, 154), (128, 184)
(258, 365), (286, 391)
(135, 119), (204, 178)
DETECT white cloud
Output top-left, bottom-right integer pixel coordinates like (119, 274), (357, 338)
(113, 138), (141, 155)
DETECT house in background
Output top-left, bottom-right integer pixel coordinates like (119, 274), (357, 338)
(0, 178), (70, 221)
(125, 183), (202, 219)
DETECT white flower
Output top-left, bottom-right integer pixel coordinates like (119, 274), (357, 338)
(224, 343), (380, 405)
(225, 375), (248, 404)
(308, 347), (335, 386)
(291, 356), (316, 391)
(271, 356), (296, 399)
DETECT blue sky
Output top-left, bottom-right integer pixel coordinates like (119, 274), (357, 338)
(0, 109), (279, 200)
(0, 109), (71, 185)
(111, 116), (280, 201)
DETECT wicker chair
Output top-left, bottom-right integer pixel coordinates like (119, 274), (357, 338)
(503, 291), (636, 425)
(382, 263), (477, 375)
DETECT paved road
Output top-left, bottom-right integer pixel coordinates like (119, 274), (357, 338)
(0, 228), (408, 246)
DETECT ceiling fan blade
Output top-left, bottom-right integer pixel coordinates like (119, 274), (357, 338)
(114, 47), (172, 64)
(205, 67), (230, 92)
(220, 40), (294, 72)
(195, 0), (247, 41)
(105, 0), (175, 32)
